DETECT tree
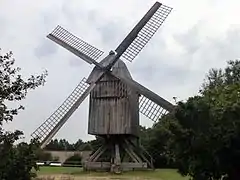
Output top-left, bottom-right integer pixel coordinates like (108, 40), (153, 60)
(63, 154), (82, 166)
(74, 139), (84, 150)
(88, 136), (105, 152)
(139, 124), (176, 168)
(201, 60), (240, 93)
(45, 138), (78, 151)
(45, 139), (60, 151)
(0, 49), (47, 180)
(167, 60), (240, 180)
(35, 148), (53, 161)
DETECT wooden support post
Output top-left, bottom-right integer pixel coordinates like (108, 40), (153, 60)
(88, 145), (104, 162)
(127, 139), (153, 168)
(123, 143), (138, 163)
(115, 143), (121, 165)
(124, 139), (142, 163)
(112, 143), (121, 174)
(92, 146), (107, 162)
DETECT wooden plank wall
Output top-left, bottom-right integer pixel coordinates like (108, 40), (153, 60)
(88, 74), (139, 136)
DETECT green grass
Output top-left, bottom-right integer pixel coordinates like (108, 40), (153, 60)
(37, 166), (189, 180)
(126, 169), (189, 180)
(37, 166), (82, 175)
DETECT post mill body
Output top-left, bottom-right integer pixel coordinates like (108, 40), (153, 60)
(88, 60), (139, 137)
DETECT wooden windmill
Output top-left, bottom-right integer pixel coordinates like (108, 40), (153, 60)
(31, 2), (174, 172)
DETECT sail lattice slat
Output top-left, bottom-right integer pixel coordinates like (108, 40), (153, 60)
(31, 78), (89, 142)
(139, 95), (168, 122)
(120, 4), (172, 62)
(48, 25), (104, 62)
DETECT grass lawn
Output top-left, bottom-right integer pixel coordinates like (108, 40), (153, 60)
(36, 166), (189, 180)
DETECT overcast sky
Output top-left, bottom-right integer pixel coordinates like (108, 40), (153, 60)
(1, 0), (239, 143)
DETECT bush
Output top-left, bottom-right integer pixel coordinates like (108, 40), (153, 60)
(36, 149), (53, 162)
(63, 154), (82, 167)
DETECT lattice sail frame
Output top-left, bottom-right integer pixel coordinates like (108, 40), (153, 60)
(110, 77), (169, 122)
(31, 78), (89, 142)
(48, 25), (104, 62)
(120, 4), (172, 62)
(139, 95), (168, 122)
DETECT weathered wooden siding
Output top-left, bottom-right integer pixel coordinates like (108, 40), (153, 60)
(88, 60), (139, 137)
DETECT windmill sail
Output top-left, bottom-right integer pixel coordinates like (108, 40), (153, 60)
(105, 67), (173, 122)
(115, 3), (172, 62)
(139, 95), (169, 122)
(31, 78), (90, 147)
(111, 71), (174, 111)
(110, 71), (174, 122)
(47, 25), (104, 65)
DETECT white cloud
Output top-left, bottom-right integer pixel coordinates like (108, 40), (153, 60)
(1, 0), (240, 143)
